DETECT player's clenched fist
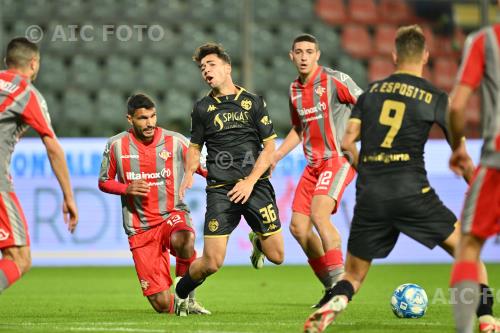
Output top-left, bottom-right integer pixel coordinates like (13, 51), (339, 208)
(126, 180), (150, 197)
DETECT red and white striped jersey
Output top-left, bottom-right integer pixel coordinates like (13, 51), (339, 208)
(456, 24), (500, 168)
(289, 66), (363, 165)
(99, 127), (194, 236)
(0, 69), (55, 192)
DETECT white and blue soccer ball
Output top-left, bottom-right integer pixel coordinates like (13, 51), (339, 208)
(390, 283), (428, 318)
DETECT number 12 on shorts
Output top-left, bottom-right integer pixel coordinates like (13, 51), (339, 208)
(259, 204), (277, 224)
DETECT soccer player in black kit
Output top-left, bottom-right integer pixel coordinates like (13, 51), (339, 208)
(174, 43), (284, 316)
(304, 25), (497, 333)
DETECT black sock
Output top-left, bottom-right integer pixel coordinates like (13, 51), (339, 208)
(331, 279), (355, 301)
(256, 238), (263, 252)
(176, 272), (204, 299)
(477, 283), (494, 317)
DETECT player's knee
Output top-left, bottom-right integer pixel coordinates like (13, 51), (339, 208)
(170, 231), (195, 258)
(148, 294), (170, 313)
(266, 249), (284, 265)
(203, 258), (223, 276)
(289, 222), (306, 241)
(9, 251), (31, 275)
(310, 211), (328, 225)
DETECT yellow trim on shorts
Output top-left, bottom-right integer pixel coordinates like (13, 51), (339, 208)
(421, 186), (431, 193)
(256, 228), (282, 237)
(262, 133), (277, 142)
(204, 234), (230, 238)
(349, 118), (361, 124)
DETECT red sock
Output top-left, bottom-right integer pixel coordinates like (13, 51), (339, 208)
(0, 259), (21, 290)
(175, 252), (196, 277)
(450, 261), (479, 287)
(324, 248), (343, 268)
(168, 294), (174, 314)
(308, 255), (328, 276)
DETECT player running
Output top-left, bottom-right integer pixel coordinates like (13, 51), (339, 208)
(175, 43), (284, 316)
(448, 14), (500, 333)
(271, 34), (362, 307)
(304, 25), (497, 333)
(0, 37), (78, 294)
(98, 93), (210, 315)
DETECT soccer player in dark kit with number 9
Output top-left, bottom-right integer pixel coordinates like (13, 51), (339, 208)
(174, 43), (284, 316)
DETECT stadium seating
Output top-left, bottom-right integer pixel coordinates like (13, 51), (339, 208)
(374, 25), (397, 56)
(315, 0), (348, 26)
(368, 57), (394, 82)
(432, 57), (458, 92)
(341, 24), (373, 59)
(348, 0), (379, 25)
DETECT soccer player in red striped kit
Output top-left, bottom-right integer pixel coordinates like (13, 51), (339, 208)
(271, 34), (362, 308)
(448, 10), (500, 332)
(0, 37), (78, 294)
(98, 94), (210, 315)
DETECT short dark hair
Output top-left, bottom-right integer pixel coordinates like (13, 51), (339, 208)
(395, 25), (426, 63)
(192, 43), (231, 65)
(292, 34), (319, 51)
(127, 93), (155, 115)
(5, 37), (39, 68)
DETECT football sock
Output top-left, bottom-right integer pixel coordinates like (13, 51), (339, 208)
(0, 259), (21, 292)
(451, 261), (480, 333)
(308, 249), (344, 289)
(255, 237), (263, 252)
(477, 283), (494, 317)
(330, 279), (354, 301)
(175, 252), (196, 278)
(176, 271), (204, 299)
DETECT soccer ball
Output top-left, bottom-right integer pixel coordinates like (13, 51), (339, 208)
(390, 283), (428, 318)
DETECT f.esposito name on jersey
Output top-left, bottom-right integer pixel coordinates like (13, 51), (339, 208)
(125, 168), (171, 181)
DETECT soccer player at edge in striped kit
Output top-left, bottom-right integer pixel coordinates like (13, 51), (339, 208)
(98, 93), (210, 315)
(271, 34), (362, 308)
(0, 37), (78, 294)
(448, 1), (500, 330)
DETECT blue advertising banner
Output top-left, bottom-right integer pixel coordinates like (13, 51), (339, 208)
(10, 138), (499, 266)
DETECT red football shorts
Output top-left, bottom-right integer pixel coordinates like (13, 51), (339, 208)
(461, 166), (500, 239)
(128, 211), (194, 296)
(292, 156), (356, 216)
(0, 192), (30, 249)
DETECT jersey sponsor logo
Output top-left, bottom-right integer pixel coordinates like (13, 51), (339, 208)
(0, 79), (19, 94)
(140, 279), (149, 290)
(315, 86), (326, 97)
(121, 154), (139, 159)
(208, 219), (219, 232)
(241, 99), (252, 111)
(125, 168), (171, 180)
(207, 104), (217, 112)
(159, 150), (171, 160)
(0, 228), (9, 241)
(260, 116), (272, 125)
(297, 101), (327, 117)
(214, 111), (250, 131)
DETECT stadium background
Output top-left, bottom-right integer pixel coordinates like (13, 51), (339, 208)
(0, 0), (499, 266)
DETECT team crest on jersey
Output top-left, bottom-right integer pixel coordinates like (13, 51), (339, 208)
(315, 86), (326, 97)
(207, 104), (217, 112)
(260, 116), (272, 126)
(0, 228), (9, 241)
(159, 150), (172, 160)
(140, 279), (149, 290)
(241, 99), (252, 111)
(208, 219), (219, 232)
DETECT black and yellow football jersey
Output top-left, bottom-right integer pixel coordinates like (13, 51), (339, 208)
(190, 86), (277, 186)
(351, 71), (449, 199)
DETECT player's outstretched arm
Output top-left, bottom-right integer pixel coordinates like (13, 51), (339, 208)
(180, 144), (201, 201)
(271, 126), (302, 172)
(341, 120), (361, 169)
(42, 135), (78, 233)
(228, 139), (275, 204)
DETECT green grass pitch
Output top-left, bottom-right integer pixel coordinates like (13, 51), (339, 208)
(0, 264), (498, 333)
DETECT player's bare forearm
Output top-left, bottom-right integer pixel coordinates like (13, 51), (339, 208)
(247, 139), (276, 183)
(448, 84), (473, 151)
(341, 120), (361, 168)
(43, 136), (74, 201)
(276, 127), (302, 160)
(185, 145), (201, 175)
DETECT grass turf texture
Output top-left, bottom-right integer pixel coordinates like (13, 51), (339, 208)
(0, 264), (499, 333)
